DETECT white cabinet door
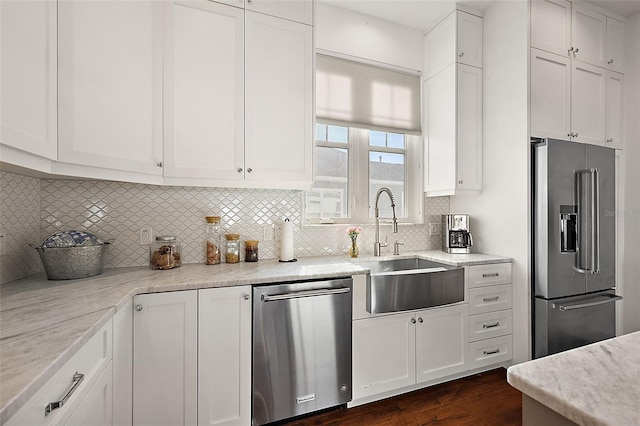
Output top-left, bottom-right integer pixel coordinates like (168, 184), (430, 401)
(456, 11), (483, 69)
(112, 301), (133, 426)
(246, 0), (313, 25)
(571, 5), (606, 68)
(198, 287), (252, 426)
(456, 64), (482, 191)
(605, 71), (624, 149)
(571, 61), (606, 146)
(605, 17), (624, 73)
(245, 12), (313, 185)
(133, 291), (198, 426)
(415, 304), (469, 383)
(63, 363), (113, 426)
(424, 65), (456, 195)
(57, 0), (163, 176)
(352, 312), (416, 399)
(530, 48), (571, 140)
(423, 11), (455, 80)
(0, 0), (57, 160)
(530, 0), (571, 57)
(163, 0), (245, 181)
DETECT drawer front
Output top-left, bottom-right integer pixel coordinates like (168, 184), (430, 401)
(469, 335), (512, 369)
(469, 309), (512, 342)
(6, 320), (113, 426)
(469, 284), (512, 315)
(467, 263), (512, 288)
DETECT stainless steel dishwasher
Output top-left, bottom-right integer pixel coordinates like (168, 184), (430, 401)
(252, 278), (353, 425)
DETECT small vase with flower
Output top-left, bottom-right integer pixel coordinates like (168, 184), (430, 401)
(346, 226), (362, 258)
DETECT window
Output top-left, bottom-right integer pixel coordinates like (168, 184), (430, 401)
(305, 54), (422, 224)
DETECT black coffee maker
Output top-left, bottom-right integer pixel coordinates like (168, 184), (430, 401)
(442, 214), (473, 254)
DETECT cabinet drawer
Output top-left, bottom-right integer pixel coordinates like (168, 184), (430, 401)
(469, 335), (512, 369)
(469, 284), (512, 315)
(467, 263), (512, 288)
(6, 320), (112, 426)
(469, 309), (512, 342)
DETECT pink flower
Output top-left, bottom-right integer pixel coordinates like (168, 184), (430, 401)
(346, 226), (362, 240)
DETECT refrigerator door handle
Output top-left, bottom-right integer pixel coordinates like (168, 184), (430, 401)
(575, 169), (600, 274)
(554, 294), (622, 312)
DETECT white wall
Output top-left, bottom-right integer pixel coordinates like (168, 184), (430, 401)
(623, 12), (640, 333)
(449, 0), (530, 363)
(315, 2), (423, 72)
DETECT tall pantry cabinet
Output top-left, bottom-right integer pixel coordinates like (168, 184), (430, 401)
(530, 0), (625, 149)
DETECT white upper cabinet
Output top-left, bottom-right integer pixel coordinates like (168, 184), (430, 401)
(530, 0), (571, 57)
(424, 10), (482, 80)
(244, 11), (313, 185)
(571, 5), (607, 68)
(0, 0), (57, 161)
(605, 17), (624, 72)
(605, 71), (624, 149)
(571, 61), (606, 145)
(57, 0), (163, 178)
(246, 0), (313, 25)
(530, 49), (572, 140)
(163, 0), (245, 181)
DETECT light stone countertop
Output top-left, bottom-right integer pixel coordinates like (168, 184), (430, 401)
(507, 331), (640, 426)
(0, 250), (510, 422)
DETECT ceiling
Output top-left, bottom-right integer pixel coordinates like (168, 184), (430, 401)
(320, 0), (640, 32)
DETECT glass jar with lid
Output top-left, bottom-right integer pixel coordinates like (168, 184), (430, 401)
(245, 240), (259, 262)
(225, 234), (240, 263)
(150, 235), (182, 270)
(205, 216), (221, 265)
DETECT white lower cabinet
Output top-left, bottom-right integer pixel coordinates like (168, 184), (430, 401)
(198, 286), (252, 426)
(5, 321), (112, 426)
(352, 304), (469, 401)
(133, 290), (198, 426)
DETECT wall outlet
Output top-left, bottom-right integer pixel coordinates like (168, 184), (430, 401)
(262, 224), (274, 241)
(0, 233), (5, 255)
(274, 222), (282, 241)
(429, 223), (441, 236)
(139, 226), (153, 245)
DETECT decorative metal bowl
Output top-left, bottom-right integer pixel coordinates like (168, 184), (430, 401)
(33, 239), (110, 280)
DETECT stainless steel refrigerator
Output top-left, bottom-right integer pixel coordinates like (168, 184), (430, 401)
(532, 138), (622, 358)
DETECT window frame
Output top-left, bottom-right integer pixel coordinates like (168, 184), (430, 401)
(304, 122), (423, 226)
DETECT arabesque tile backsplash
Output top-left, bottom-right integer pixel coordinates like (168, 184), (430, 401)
(0, 171), (449, 284)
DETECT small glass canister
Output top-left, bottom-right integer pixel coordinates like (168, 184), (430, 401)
(245, 240), (259, 262)
(225, 234), (240, 263)
(205, 216), (221, 265)
(150, 235), (182, 270)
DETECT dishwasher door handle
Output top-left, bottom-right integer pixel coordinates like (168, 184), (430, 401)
(261, 287), (351, 302)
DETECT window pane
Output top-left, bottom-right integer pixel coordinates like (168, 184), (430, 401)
(306, 147), (348, 218)
(327, 125), (348, 143)
(369, 130), (386, 147)
(369, 151), (405, 218)
(316, 124), (327, 141)
(387, 132), (405, 149)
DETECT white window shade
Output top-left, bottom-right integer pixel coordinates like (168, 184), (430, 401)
(316, 54), (421, 134)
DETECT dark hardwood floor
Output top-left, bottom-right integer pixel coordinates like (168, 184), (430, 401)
(284, 368), (522, 426)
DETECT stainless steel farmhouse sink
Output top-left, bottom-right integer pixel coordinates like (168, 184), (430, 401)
(355, 258), (465, 314)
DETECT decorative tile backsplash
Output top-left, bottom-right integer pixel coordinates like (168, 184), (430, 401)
(0, 171), (449, 284)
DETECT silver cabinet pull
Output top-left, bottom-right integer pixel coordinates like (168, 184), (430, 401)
(608, 59), (614, 65)
(418, 317), (424, 323)
(410, 318), (416, 324)
(45, 372), (84, 415)
(483, 322), (500, 329)
(483, 348), (500, 355)
(482, 296), (500, 302)
(568, 47), (574, 54)
(156, 162), (163, 168)
(243, 294), (250, 301)
(237, 167), (243, 173)
(458, 179), (463, 185)
(135, 304), (143, 311)
(606, 138), (613, 143)
(247, 168), (253, 173)
(482, 273), (499, 278)
(574, 132), (579, 137)
(459, 52), (464, 57)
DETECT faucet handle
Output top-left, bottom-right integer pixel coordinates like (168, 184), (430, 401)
(394, 241), (404, 255)
(380, 235), (388, 248)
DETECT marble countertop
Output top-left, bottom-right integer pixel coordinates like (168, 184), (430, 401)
(0, 250), (510, 422)
(507, 331), (640, 426)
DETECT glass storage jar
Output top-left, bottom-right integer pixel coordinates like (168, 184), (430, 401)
(225, 234), (240, 263)
(150, 235), (182, 270)
(245, 240), (259, 262)
(205, 216), (221, 265)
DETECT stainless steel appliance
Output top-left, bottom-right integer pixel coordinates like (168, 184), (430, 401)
(442, 214), (473, 254)
(532, 138), (622, 358)
(252, 278), (353, 425)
